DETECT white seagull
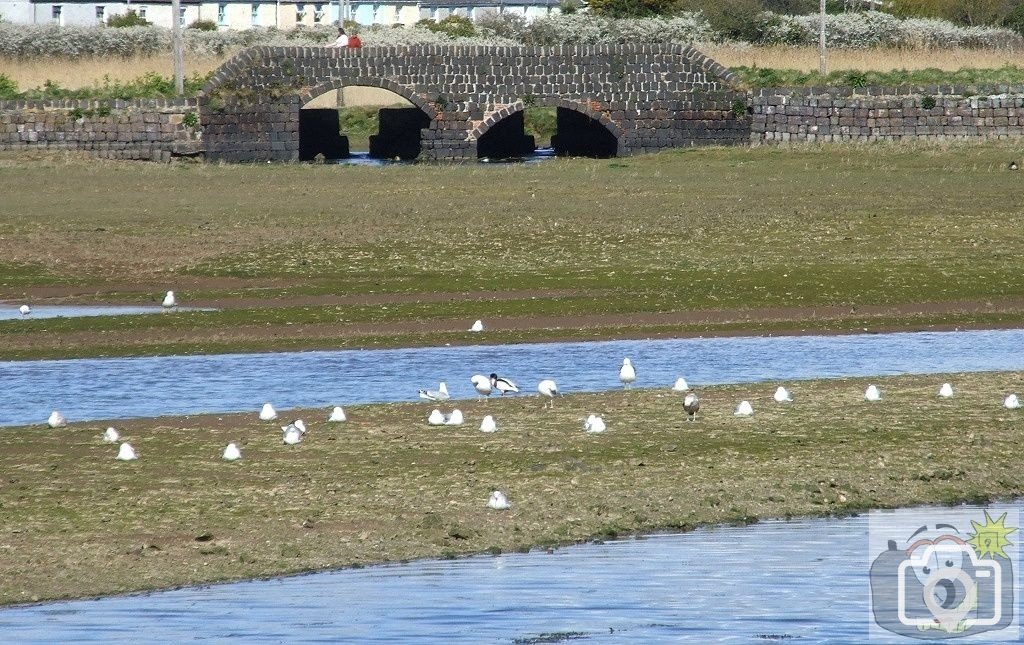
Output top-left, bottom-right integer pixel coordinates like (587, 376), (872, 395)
(116, 443), (138, 461)
(538, 379), (560, 408)
(103, 427), (120, 443)
(619, 358), (636, 389)
(864, 385), (882, 402)
(223, 443), (242, 461)
(487, 490), (511, 510)
(774, 386), (794, 403)
(444, 409), (464, 426)
(418, 382), (450, 402)
(490, 373), (519, 396)
(162, 290), (177, 308)
(938, 383), (954, 398)
(293, 419), (307, 435)
(479, 415), (497, 433)
(1004, 394), (1020, 409)
(584, 414), (606, 434)
(427, 409), (445, 425)
(672, 377), (690, 392)
(328, 406), (347, 422)
(47, 410), (66, 428)
(734, 401), (754, 417)
(18, 304), (31, 316)
(471, 374), (493, 398)
(282, 425), (303, 444)
(259, 403), (278, 421)
(469, 319), (484, 332)
(683, 392), (700, 421)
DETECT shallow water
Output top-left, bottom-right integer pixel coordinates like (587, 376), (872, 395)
(0, 304), (208, 321)
(334, 148), (555, 166)
(1, 503), (1018, 643)
(2, 328), (1024, 426)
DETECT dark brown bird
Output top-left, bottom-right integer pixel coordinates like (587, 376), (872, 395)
(683, 392), (700, 422)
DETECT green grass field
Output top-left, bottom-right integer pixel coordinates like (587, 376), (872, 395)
(0, 141), (1022, 359)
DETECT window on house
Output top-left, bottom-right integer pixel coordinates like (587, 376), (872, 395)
(313, 3), (324, 22)
(179, 6), (186, 26)
(52, 5), (63, 24)
(296, 2), (305, 21)
(217, 3), (227, 24)
(137, 5), (147, 19)
(95, 5), (105, 22)
(251, 3), (259, 25)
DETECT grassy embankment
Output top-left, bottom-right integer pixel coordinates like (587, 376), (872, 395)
(1, 370), (1022, 605)
(1, 142), (1023, 359)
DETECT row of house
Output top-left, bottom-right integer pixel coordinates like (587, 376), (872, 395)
(0, 0), (561, 29)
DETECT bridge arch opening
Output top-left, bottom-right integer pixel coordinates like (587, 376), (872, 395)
(300, 86), (432, 162)
(476, 105), (619, 160)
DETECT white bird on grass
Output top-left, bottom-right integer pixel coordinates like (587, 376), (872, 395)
(487, 490), (511, 510)
(18, 304), (31, 316)
(619, 358), (636, 389)
(328, 406), (347, 422)
(1004, 394), (1020, 409)
(683, 392), (700, 421)
(538, 379), (560, 408)
(259, 403), (278, 421)
(734, 401), (754, 417)
(938, 383), (954, 398)
(282, 425), (303, 445)
(584, 414), (606, 434)
(480, 415), (497, 433)
(490, 373), (519, 396)
(162, 290), (177, 308)
(672, 377), (690, 392)
(471, 374), (493, 398)
(469, 320), (484, 332)
(223, 443), (241, 461)
(116, 443), (138, 461)
(47, 410), (66, 428)
(419, 382), (450, 402)
(428, 409), (445, 425)
(103, 427), (120, 443)
(865, 385), (882, 402)
(444, 409), (464, 426)
(774, 386), (794, 403)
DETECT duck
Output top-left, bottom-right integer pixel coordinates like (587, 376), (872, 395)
(864, 385), (882, 402)
(938, 383), (954, 398)
(619, 358), (636, 389)
(672, 377), (690, 392)
(734, 400), (754, 417)
(47, 410), (66, 428)
(479, 415), (497, 433)
(18, 304), (30, 316)
(161, 290), (176, 308)
(1004, 394), (1020, 409)
(487, 490), (511, 510)
(103, 427), (120, 443)
(538, 379), (560, 408)
(490, 373), (519, 396)
(418, 382), (450, 402)
(427, 409), (445, 425)
(683, 392), (700, 421)
(444, 409), (464, 426)
(469, 319), (484, 332)
(328, 406), (346, 422)
(259, 403), (278, 421)
(116, 443), (138, 461)
(223, 443), (242, 461)
(584, 414), (606, 434)
(773, 386), (793, 403)
(282, 425), (303, 445)
(471, 374), (493, 398)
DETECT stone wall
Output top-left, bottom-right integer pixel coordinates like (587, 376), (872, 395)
(751, 85), (1024, 143)
(0, 98), (202, 161)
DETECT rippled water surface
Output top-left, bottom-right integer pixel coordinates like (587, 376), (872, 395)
(3, 329), (1024, 426)
(2, 504), (1018, 643)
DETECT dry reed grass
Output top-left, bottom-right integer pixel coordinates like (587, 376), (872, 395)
(702, 45), (1020, 72)
(0, 55), (229, 90)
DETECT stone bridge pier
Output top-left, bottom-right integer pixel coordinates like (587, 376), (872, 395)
(199, 44), (748, 162)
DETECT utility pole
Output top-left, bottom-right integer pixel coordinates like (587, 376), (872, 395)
(818, 0), (827, 77)
(171, 0), (185, 95)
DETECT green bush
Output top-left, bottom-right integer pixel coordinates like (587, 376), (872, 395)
(696, 0), (780, 43)
(560, 0), (583, 14)
(416, 15), (475, 37)
(188, 19), (218, 31)
(107, 10), (150, 28)
(589, 0), (681, 18)
(1005, 3), (1024, 35)
(0, 73), (17, 99)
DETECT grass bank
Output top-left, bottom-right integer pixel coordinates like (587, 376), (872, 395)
(2, 370), (1022, 605)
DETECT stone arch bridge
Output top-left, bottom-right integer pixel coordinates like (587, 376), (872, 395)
(200, 44), (747, 162)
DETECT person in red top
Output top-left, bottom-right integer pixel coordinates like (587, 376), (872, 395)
(348, 33), (362, 48)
